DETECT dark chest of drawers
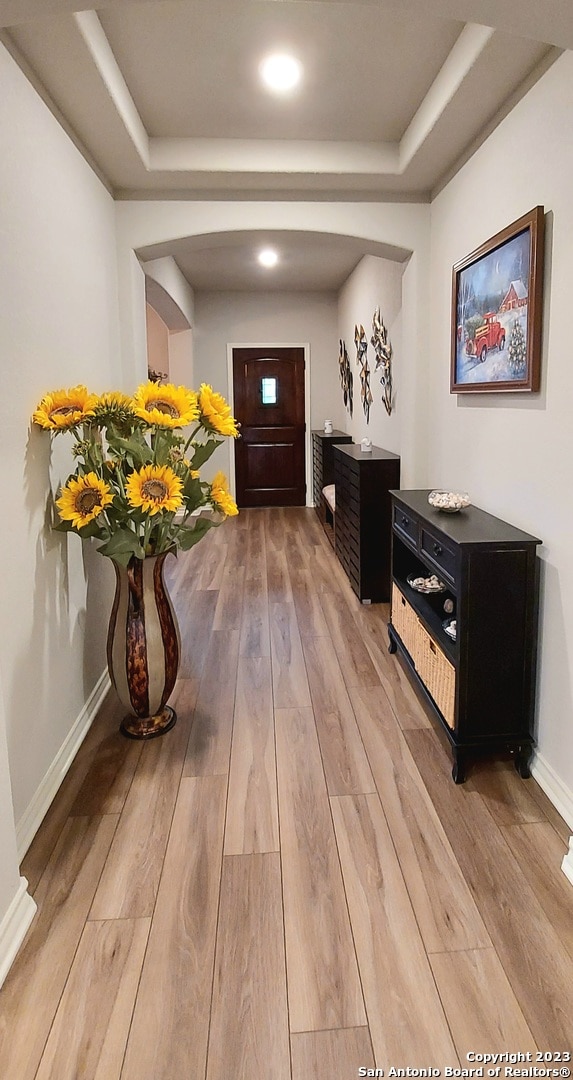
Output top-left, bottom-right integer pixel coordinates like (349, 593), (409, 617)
(311, 430), (352, 543)
(333, 443), (400, 603)
(388, 489), (541, 782)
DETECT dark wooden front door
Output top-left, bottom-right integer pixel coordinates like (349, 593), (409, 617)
(233, 346), (306, 507)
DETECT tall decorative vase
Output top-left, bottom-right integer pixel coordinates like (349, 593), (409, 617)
(107, 552), (180, 739)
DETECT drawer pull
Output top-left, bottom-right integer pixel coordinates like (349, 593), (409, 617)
(433, 542), (443, 557)
(401, 515), (409, 527)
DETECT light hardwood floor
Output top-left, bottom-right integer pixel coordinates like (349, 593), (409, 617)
(2, 507), (573, 1079)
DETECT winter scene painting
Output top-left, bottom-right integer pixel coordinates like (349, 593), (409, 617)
(451, 207), (544, 393)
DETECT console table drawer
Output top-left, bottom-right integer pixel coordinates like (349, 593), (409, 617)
(421, 528), (457, 585)
(393, 505), (418, 547)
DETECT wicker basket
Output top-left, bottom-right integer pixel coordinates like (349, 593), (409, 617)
(415, 623), (456, 729)
(391, 583), (456, 728)
(391, 584), (421, 664)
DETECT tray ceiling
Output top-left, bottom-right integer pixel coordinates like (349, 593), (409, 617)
(2, 0), (569, 291)
(1, 0), (565, 201)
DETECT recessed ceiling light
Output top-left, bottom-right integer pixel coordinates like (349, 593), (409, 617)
(259, 53), (302, 94)
(258, 248), (279, 268)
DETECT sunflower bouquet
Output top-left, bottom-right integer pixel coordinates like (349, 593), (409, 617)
(32, 381), (239, 566)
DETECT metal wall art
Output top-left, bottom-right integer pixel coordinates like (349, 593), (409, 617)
(338, 338), (353, 415)
(147, 366), (167, 384)
(371, 306), (393, 416)
(354, 324), (373, 422)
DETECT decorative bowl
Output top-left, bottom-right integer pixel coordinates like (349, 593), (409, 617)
(407, 572), (446, 594)
(428, 489), (470, 513)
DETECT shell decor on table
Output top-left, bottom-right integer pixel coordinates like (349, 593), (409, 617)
(428, 490), (470, 512)
(407, 573), (447, 594)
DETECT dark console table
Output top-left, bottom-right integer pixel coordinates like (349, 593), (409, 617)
(388, 489), (541, 783)
(332, 443), (400, 603)
(311, 429), (352, 544)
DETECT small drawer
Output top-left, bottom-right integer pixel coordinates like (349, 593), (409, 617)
(393, 505), (419, 547)
(420, 528), (457, 585)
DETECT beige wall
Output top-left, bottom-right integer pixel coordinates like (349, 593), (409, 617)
(0, 41), (119, 845)
(146, 302), (170, 379)
(428, 50), (573, 821)
(168, 329), (194, 387)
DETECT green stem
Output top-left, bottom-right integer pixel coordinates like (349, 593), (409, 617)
(158, 512), (176, 551)
(183, 426), (201, 453)
(142, 515), (153, 553)
(180, 494), (207, 524)
(115, 468), (127, 499)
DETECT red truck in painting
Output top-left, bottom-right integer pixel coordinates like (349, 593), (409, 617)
(465, 312), (506, 362)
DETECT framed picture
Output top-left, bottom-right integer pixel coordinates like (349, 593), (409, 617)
(451, 206), (545, 393)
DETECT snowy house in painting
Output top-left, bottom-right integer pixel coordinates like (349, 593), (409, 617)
(500, 279), (528, 311)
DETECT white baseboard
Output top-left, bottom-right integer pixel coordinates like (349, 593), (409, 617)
(531, 750), (573, 831)
(16, 670), (111, 861)
(562, 837), (573, 887)
(531, 751), (573, 887)
(0, 877), (36, 989)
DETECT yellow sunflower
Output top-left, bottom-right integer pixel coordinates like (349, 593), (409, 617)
(56, 472), (113, 529)
(210, 471), (239, 517)
(98, 391), (132, 408)
(132, 382), (198, 429)
(198, 384), (239, 437)
(93, 391), (138, 429)
(126, 464), (183, 516)
(33, 385), (99, 431)
(94, 391), (135, 413)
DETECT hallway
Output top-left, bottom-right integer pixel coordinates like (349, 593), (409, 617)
(1, 507), (572, 1078)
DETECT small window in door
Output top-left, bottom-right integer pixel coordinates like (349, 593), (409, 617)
(260, 376), (278, 405)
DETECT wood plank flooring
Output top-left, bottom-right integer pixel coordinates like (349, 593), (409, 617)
(3, 507), (573, 1079)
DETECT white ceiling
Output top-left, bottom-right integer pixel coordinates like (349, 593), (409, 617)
(2, 0), (570, 291)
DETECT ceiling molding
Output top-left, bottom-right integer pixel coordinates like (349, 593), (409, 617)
(400, 22), (494, 170)
(114, 187), (432, 203)
(73, 10), (149, 166)
(149, 137), (400, 175)
(1, 0), (573, 51)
